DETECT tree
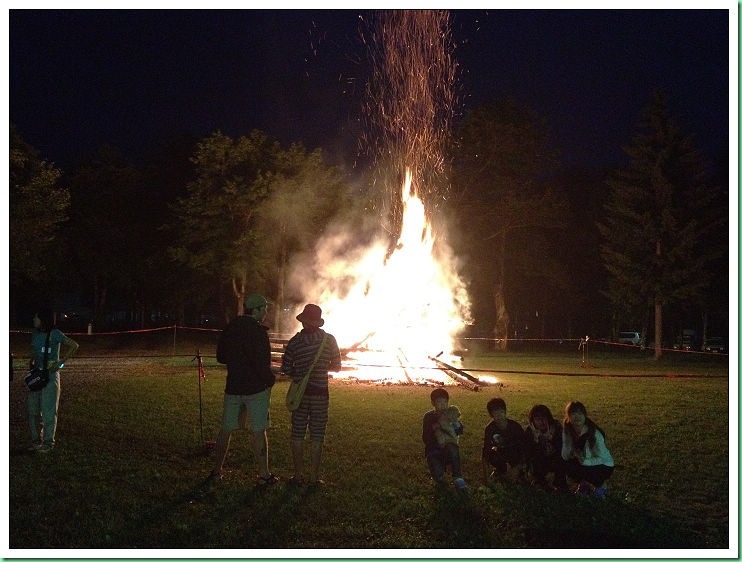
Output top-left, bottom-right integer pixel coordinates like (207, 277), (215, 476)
(448, 100), (566, 349)
(9, 125), (70, 305)
(254, 144), (351, 332)
(168, 130), (280, 320)
(597, 91), (725, 359)
(9, 126), (69, 283)
(65, 145), (145, 327)
(548, 167), (614, 339)
(139, 133), (200, 326)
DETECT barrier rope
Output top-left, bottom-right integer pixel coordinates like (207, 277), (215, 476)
(10, 326), (728, 371)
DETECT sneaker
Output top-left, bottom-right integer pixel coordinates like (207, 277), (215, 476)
(576, 482), (592, 495)
(486, 470), (504, 487)
(307, 479), (325, 491)
(257, 473), (279, 486)
(453, 477), (468, 490)
(38, 443), (54, 453)
(204, 470), (222, 486)
(287, 476), (304, 487)
(593, 485), (608, 500)
(27, 443), (43, 452)
(534, 479), (553, 492)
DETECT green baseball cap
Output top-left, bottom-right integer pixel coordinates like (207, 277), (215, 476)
(244, 293), (268, 311)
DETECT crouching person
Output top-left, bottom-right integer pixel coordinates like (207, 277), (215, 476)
(524, 404), (567, 492)
(561, 400), (614, 499)
(482, 397), (527, 485)
(422, 388), (467, 490)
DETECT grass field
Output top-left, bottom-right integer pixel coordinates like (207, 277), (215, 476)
(6, 340), (733, 553)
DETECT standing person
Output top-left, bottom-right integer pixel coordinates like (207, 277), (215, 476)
(281, 304), (341, 488)
(210, 294), (278, 485)
(422, 388), (467, 489)
(28, 307), (79, 452)
(561, 401), (615, 499)
(524, 404), (567, 492)
(481, 397), (526, 484)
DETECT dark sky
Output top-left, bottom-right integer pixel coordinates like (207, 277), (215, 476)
(9, 8), (731, 172)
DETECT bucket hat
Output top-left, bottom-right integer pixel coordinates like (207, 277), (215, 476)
(296, 303), (324, 327)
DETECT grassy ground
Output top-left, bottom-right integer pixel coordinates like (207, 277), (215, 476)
(7, 346), (732, 552)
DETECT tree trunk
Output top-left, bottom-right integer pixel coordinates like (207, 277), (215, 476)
(274, 264), (284, 334)
(232, 276), (246, 318)
(274, 227), (287, 333)
(93, 275), (107, 327)
(701, 310), (709, 348)
(654, 239), (663, 359)
(492, 284), (510, 351)
(654, 297), (663, 359)
(139, 297), (145, 329)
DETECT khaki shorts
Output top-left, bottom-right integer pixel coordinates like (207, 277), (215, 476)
(221, 387), (272, 432)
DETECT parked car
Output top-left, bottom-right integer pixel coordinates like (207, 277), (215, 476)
(673, 329), (698, 351)
(618, 331), (641, 345)
(702, 337), (726, 353)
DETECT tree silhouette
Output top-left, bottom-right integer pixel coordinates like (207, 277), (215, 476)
(449, 99), (566, 349)
(9, 125), (70, 320)
(597, 91), (725, 358)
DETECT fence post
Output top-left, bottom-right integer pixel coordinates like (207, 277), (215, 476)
(579, 336), (590, 367)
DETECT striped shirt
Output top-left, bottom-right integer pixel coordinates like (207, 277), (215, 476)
(281, 328), (341, 397)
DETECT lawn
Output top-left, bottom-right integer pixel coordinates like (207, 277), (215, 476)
(6, 341), (733, 553)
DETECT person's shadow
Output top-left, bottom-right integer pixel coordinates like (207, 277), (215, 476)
(430, 484), (502, 548)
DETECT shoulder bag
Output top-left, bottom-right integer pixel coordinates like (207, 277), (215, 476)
(286, 334), (327, 412)
(25, 331), (51, 392)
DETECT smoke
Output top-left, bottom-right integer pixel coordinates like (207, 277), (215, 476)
(285, 211), (387, 309)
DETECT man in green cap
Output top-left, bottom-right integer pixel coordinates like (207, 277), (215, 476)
(210, 293), (278, 485)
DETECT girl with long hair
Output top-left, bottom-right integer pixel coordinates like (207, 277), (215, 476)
(561, 401), (614, 498)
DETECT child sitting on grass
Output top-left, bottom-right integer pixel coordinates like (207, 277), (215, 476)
(422, 388), (467, 490)
(562, 400), (614, 499)
(481, 397), (527, 485)
(524, 404), (567, 492)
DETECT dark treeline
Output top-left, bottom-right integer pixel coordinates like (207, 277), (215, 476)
(9, 91), (728, 356)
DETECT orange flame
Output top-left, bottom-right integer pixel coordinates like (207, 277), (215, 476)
(292, 169), (471, 383)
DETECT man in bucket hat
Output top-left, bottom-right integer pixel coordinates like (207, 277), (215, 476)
(210, 293), (278, 486)
(281, 303), (341, 488)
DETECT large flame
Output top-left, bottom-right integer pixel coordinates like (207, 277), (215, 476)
(294, 168), (471, 383)
(284, 12), (474, 384)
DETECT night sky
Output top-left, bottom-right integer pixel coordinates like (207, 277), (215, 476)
(9, 8), (732, 172)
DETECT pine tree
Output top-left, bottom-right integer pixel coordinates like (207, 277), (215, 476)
(598, 91), (724, 358)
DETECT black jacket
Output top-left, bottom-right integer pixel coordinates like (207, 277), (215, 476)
(216, 315), (275, 395)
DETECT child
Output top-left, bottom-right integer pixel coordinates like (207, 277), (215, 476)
(435, 405), (463, 447)
(561, 401), (615, 499)
(524, 404), (567, 492)
(422, 388), (467, 489)
(481, 397), (526, 484)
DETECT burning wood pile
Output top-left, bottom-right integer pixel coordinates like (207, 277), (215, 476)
(273, 13), (482, 390)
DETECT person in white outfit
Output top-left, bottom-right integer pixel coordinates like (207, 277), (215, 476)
(561, 401), (614, 499)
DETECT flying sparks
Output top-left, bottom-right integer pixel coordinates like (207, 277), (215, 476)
(288, 10), (472, 384)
